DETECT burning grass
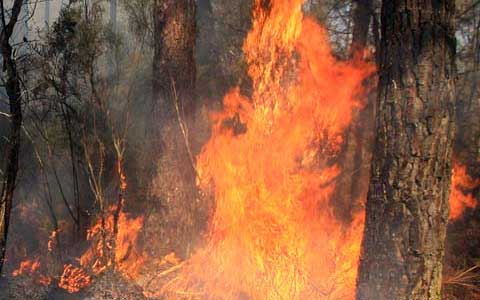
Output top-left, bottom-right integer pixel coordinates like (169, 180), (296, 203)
(151, 0), (374, 299)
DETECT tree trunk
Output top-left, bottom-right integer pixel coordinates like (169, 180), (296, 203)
(153, 0), (196, 122)
(45, 0), (50, 27)
(0, 0), (25, 275)
(110, 0), (117, 30)
(334, 0), (373, 222)
(152, 0), (196, 179)
(151, 0), (198, 257)
(356, 1), (456, 300)
(351, 0), (372, 54)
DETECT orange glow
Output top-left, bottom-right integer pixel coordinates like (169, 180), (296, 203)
(159, 1), (374, 299)
(449, 163), (479, 221)
(12, 259), (41, 276)
(59, 207), (145, 293)
(59, 155), (145, 293)
(12, 259), (52, 286)
(48, 230), (58, 252)
(59, 264), (91, 293)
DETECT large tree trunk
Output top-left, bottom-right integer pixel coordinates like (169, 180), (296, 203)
(152, 0), (196, 180)
(0, 0), (24, 275)
(356, 1), (456, 300)
(153, 0), (196, 123)
(151, 0), (198, 257)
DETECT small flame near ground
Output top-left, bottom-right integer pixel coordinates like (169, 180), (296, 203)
(12, 209), (145, 293)
(56, 207), (145, 293)
(449, 163), (479, 221)
(12, 259), (52, 286)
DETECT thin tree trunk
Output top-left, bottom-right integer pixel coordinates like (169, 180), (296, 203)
(110, 0), (117, 30)
(45, 0), (50, 27)
(356, 1), (456, 300)
(351, 0), (372, 54)
(0, 0), (25, 275)
(335, 0), (372, 221)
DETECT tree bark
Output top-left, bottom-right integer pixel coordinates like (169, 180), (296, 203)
(152, 0), (196, 179)
(151, 0), (198, 257)
(153, 0), (196, 122)
(0, 0), (24, 275)
(356, 1), (456, 300)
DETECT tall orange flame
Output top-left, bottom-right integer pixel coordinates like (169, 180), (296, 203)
(160, 1), (374, 299)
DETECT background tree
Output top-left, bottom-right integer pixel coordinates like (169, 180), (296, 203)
(0, 0), (25, 275)
(357, 1), (457, 300)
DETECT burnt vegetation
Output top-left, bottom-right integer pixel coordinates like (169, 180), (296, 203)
(0, 1), (478, 300)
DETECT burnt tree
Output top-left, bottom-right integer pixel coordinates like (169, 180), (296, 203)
(152, 0), (196, 177)
(0, 0), (24, 275)
(356, 1), (456, 300)
(151, 0), (199, 257)
(153, 0), (196, 123)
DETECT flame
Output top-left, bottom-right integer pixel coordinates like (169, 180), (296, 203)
(48, 230), (58, 252)
(59, 264), (92, 293)
(11, 158), (144, 294)
(159, 1), (373, 299)
(59, 207), (145, 293)
(59, 155), (145, 293)
(12, 259), (41, 276)
(12, 259), (52, 286)
(449, 163), (479, 220)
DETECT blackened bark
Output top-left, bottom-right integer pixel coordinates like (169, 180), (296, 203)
(152, 0), (196, 181)
(356, 1), (456, 300)
(0, 0), (24, 275)
(153, 0), (196, 122)
(151, 0), (198, 257)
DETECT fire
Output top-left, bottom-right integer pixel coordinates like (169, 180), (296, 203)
(12, 259), (52, 286)
(159, 1), (373, 299)
(449, 163), (479, 220)
(58, 207), (145, 292)
(59, 264), (92, 293)
(12, 259), (41, 276)
(11, 153), (144, 294)
(59, 153), (145, 293)
(48, 230), (58, 252)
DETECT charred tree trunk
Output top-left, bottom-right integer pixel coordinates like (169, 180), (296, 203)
(152, 0), (196, 178)
(356, 1), (456, 300)
(153, 0), (196, 123)
(152, 0), (198, 257)
(0, 0), (24, 275)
